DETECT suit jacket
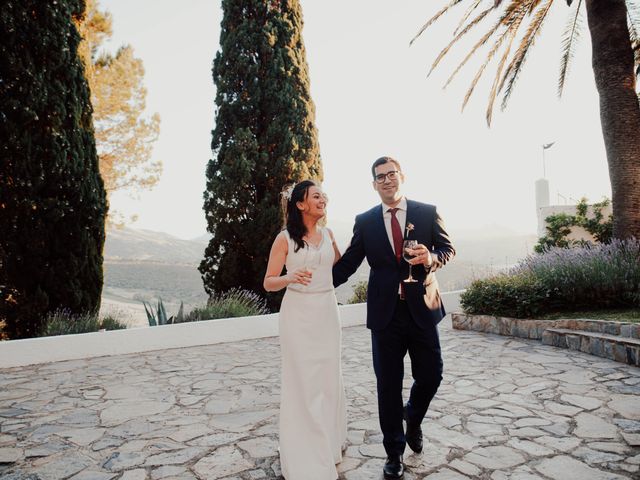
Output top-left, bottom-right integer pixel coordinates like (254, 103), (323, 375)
(333, 199), (455, 331)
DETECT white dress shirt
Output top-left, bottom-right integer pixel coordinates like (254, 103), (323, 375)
(381, 196), (407, 256)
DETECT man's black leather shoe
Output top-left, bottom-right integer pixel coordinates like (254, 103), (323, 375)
(383, 454), (404, 479)
(404, 406), (423, 453)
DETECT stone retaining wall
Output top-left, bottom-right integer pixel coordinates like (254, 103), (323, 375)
(541, 328), (640, 366)
(451, 312), (640, 365)
(451, 313), (640, 340)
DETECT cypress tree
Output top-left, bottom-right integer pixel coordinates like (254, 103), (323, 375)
(0, 0), (107, 339)
(200, 0), (322, 310)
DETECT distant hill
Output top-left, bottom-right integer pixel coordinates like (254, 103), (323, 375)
(101, 226), (537, 326)
(329, 220), (535, 266)
(105, 227), (207, 264)
(451, 233), (537, 266)
(102, 228), (210, 327)
(330, 220), (537, 288)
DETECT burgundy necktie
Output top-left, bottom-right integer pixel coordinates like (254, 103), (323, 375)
(389, 208), (405, 299)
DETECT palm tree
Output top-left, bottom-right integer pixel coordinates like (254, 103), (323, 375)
(413, 0), (640, 240)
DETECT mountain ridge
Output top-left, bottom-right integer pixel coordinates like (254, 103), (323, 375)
(105, 227), (208, 265)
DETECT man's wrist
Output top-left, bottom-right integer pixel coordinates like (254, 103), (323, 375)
(424, 253), (436, 270)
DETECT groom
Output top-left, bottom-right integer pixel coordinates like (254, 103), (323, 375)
(333, 156), (455, 479)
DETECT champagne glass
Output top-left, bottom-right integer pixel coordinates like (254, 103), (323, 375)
(303, 249), (322, 289)
(403, 240), (418, 283)
(305, 249), (322, 272)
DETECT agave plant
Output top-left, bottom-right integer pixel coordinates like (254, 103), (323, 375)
(413, 0), (640, 240)
(143, 298), (184, 326)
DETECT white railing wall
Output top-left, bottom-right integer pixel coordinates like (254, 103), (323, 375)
(0, 292), (462, 368)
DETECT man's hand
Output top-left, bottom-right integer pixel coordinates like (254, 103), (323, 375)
(407, 244), (440, 272)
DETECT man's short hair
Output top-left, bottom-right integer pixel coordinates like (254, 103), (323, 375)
(371, 156), (402, 179)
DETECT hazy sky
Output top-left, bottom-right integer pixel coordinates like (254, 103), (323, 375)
(101, 0), (610, 240)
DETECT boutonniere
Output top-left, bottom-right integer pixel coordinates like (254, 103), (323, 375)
(405, 222), (415, 237)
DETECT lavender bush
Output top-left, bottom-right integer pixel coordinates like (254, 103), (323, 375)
(461, 239), (640, 318)
(39, 310), (127, 336)
(186, 288), (269, 321)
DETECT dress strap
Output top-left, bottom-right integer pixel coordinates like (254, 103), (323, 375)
(321, 227), (332, 247)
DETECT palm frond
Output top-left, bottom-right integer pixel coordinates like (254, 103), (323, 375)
(626, 0), (640, 31)
(627, 3), (640, 76)
(558, 0), (584, 97)
(499, 0), (555, 110)
(429, 5), (496, 77)
(442, 2), (524, 88)
(486, 16), (526, 123)
(523, 0), (545, 13)
(461, 7), (527, 112)
(454, 0), (484, 35)
(442, 24), (499, 88)
(410, 0), (464, 46)
(630, 14), (640, 44)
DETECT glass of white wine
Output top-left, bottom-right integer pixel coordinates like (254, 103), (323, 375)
(402, 240), (418, 283)
(303, 249), (322, 285)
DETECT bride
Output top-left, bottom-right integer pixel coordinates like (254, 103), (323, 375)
(263, 180), (347, 480)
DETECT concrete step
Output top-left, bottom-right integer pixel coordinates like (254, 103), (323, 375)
(542, 328), (640, 366)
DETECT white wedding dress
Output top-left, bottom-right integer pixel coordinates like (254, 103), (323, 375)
(278, 228), (347, 480)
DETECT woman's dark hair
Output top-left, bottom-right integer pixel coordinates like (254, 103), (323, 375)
(284, 180), (316, 252)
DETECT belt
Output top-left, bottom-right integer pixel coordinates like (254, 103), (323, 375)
(287, 287), (334, 294)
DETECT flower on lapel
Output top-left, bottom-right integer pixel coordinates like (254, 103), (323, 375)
(405, 222), (415, 236)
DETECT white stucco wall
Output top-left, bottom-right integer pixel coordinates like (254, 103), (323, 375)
(0, 292), (463, 368)
(537, 203), (613, 240)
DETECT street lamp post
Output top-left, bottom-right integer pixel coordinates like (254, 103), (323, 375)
(536, 142), (555, 237)
(542, 141), (555, 178)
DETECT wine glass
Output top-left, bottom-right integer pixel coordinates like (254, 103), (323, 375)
(305, 250), (322, 271)
(402, 240), (418, 283)
(303, 249), (322, 287)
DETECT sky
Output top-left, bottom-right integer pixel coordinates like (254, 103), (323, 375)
(101, 0), (610, 241)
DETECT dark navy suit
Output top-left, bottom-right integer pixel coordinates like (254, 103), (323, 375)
(333, 199), (455, 456)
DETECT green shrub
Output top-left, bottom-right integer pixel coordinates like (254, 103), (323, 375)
(461, 239), (640, 318)
(187, 288), (268, 321)
(461, 274), (550, 318)
(348, 281), (368, 304)
(39, 310), (127, 337)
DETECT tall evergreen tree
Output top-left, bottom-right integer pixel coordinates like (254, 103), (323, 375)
(200, 0), (322, 310)
(0, 0), (107, 339)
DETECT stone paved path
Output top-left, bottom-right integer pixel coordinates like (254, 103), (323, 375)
(1, 318), (639, 480)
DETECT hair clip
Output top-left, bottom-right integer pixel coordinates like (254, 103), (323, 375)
(281, 183), (296, 201)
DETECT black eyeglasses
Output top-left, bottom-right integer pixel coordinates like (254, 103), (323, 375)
(374, 170), (400, 183)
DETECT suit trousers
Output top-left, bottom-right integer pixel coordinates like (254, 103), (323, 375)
(371, 297), (443, 456)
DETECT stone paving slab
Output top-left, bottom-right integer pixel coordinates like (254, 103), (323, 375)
(1, 317), (639, 479)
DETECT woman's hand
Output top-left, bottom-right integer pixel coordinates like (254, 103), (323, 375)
(287, 268), (313, 286)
